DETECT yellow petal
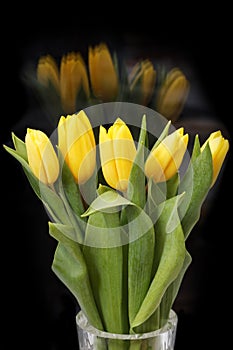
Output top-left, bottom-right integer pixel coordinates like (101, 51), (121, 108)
(60, 52), (79, 114)
(113, 124), (137, 191)
(145, 129), (188, 182)
(58, 112), (96, 183)
(71, 53), (90, 99)
(25, 129), (59, 184)
(158, 74), (190, 122)
(89, 43), (119, 101)
(99, 125), (119, 189)
(209, 136), (229, 185)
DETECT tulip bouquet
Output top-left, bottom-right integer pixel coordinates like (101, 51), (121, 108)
(23, 42), (189, 125)
(3, 103), (229, 348)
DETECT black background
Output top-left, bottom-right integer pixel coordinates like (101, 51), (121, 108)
(1, 7), (232, 349)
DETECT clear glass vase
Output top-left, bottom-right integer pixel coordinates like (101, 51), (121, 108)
(76, 309), (178, 350)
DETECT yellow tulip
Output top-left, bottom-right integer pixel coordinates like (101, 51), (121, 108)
(129, 59), (156, 105)
(145, 127), (189, 182)
(99, 118), (137, 192)
(37, 54), (60, 93)
(201, 130), (229, 186)
(58, 110), (96, 184)
(156, 68), (190, 122)
(60, 52), (90, 114)
(25, 128), (59, 185)
(88, 43), (119, 102)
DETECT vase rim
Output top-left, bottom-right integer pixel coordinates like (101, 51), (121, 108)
(76, 309), (178, 340)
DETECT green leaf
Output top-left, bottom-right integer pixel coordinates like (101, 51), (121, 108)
(82, 211), (128, 334)
(126, 205), (155, 328)
(191, 134), (201, 161)
(58, 148), (85, 217)
(38, 182), (71, 225)
(50, 223), (103, 330)
(79, 168), (98, 207)
(159, 250), (192, 326)
(179, 142), (212, 239)
(150, 120), (171, 152)
(81, 190), (132, 217)
(4, 143), (74, 225)
(146, 178), (166, 224)
(49, 222), (80, 243)
(131, 194), (186, 330)
(166, 173), (179, 199)
(12, 132), (28, 161)
(3, 143), (42, 199)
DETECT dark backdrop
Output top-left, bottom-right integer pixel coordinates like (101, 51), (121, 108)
(2, 7), (232, 350)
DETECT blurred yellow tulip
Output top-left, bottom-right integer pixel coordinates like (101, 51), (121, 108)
(156, 68), (190, 122)
(37, 54), (60, 94)
(37, 52), (90, 114)
(129, 59), (156, 105)
(25, 128), (59, 185)
(99, 118), (137, 192)
(145, 127), (189, 182)
(88, 43), (119, 102)
(58, 110), (96, 184)
(201, 130), (229, 186)
(60, 52), (90, 114)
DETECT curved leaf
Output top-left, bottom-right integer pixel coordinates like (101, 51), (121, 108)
(131, 194), (186, 330)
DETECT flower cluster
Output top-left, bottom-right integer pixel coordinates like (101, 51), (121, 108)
(25, 43), (189, 125)
(3, 107), (229, 339)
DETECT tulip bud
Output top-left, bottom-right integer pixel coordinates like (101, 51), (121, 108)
(145, 127), (189, 182)
(99, 118), (137, 192)
(129, 59), (156, 105)
(201, 130), (229, 186)
(60, 52), (90, 114)
(37, 54), (60, 93)
(88, 43), (119, 102)
(25, 128), (59, 185)
(156, 68), (190, 122)
(58, 111), (96, 184)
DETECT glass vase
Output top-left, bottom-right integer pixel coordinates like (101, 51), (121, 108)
(76, 309), (178, 350)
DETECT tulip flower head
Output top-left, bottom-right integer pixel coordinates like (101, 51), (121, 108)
(58, 111), (96, 184)
(156, 68), (190, 123)
(34, 44), (190, 127)
(99, 118), (137, 192)
(145, 127), (189, 183)
(37, 54), (60, 94)
(129, 59), (157, 106)
(25, 128), (59, 185)
(60, 52), (90, 114)
(88, 43), (119, 102)
(37, 52), (90, 115)
(201, 130), (229, 186)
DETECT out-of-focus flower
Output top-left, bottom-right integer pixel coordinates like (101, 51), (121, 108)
(37, 54), (60, 93)
(58, 110), (96, 184)
(88, 43), (119, 102)
(201, 130), (229, 186)
(29, 43), (190, 125)
(59, 52), (90, 114)
(25, 128), (59, 185)
(37, 52), (90, 115)
(156, 68), (190, 123)
(128, 59), (156, 105)
(99, 118), (137, 192)
(145, 127), (189, 182)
